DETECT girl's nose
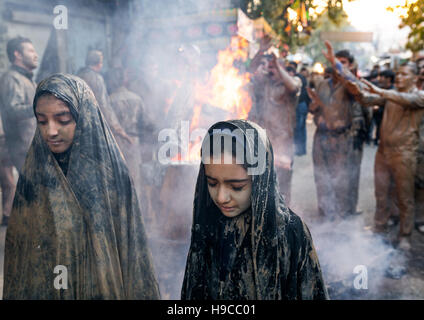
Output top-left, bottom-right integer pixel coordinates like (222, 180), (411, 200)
(46, 122), (59, 137)
(216, 186), (231, 204)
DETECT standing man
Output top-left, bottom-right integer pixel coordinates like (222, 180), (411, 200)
(0, 37), (38, 226)
(249, 52), (301, 205)
(290, 61), (311, 156)
(339, 61), (424, 250)
(0, 36), (37, 174)
(77, 49), (132, 144)
(307, 46), (365, 220)
(106, 67), (156, 225)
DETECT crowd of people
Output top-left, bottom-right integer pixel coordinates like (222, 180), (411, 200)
(248, 39), (424, 251)
(0, 32), (423, 299)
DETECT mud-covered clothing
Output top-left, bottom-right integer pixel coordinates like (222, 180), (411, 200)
(249, 76), (299, 203)
(3, 73), (160, 299)
(359, 88), (424, 236)
(181, 120), (328, 300)
(109, 86), (156, 223)
(0, 112), (15, 218)
(0, 65), (36, 172)
(312, 78), (363, 217)
(76, 67), (125, 136)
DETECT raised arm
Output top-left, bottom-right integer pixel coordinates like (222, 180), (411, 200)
(273, 57), (301, 94)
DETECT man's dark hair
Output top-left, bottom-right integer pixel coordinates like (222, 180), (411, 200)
(286, 66), (296, 74)
(7, 36), (32, 63)
(335, 49), (354, 64)
(399, 61), (418, 75)
(289, 61), (298, 70)
(86, 50), (103, 67)
(379, 69), (395, 83)
(324, 66), (333, 74)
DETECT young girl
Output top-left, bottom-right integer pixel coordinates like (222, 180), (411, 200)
(181, 120), (328, 300)
(3, 73), (159, 299)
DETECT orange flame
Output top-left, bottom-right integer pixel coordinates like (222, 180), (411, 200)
(172, 36), (252, 163)
(195, 36), (252, 119)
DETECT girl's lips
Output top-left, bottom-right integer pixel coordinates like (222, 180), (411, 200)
(48, 140), (63, 146)
(219, 205), (235, 212)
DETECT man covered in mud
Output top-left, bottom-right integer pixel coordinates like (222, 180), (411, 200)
(106, 67), (156, 225)
(77, 49), (132, 144)
(0, 37), (38, 226)
(249, 51), (301, 205)
(0, 37), (37, 174)
(307, 46), (366, 220)
(330, 55), (424, 250)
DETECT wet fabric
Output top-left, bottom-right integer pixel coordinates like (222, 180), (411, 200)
(3, 73), (160, 299)
(312, 78), (360, 218)
(109, 86), (156, 225)
(181, 120), (328, 300)
(313, 130), (353, 218)
(77, 67), (122, 134)
(0, 65), (36, 172)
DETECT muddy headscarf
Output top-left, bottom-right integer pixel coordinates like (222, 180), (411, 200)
(181, 120), (328, 300)
(3, 73), (160, 299)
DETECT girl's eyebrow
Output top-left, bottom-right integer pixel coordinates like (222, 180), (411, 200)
(54, 111), (72, 117)
(224, 179), (249, 183)
(35, 111), (71, 117)
(206, 175), (248, 183)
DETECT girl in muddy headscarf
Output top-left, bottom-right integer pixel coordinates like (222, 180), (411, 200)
(181, 120), (328, 300)
(3, 73), (160, 299)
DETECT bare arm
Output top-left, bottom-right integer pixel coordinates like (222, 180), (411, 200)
(380, 89), (424, 109)
(248, 35), (272, 73)
(274, 58), (301, 94)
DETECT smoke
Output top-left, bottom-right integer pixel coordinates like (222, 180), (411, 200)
(116, 0), (240, 299)
(308, 215), (407, 299)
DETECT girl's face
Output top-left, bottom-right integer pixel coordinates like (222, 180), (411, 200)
(204, 157), (252, 218)
(35, 94), (76, 154)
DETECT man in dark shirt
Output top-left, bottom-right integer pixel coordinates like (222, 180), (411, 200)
(289, 61), (310, 156)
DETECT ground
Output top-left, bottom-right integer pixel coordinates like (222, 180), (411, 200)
(1, 119), (423, 300)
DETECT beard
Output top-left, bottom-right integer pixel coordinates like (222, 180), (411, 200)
(22, 54), (37, 70)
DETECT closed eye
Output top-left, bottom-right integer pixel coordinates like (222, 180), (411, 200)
(232, 185), (246, 191)
(58, 119), (73, 125)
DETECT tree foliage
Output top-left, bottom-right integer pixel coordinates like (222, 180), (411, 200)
(387, 0), (424, 53)
(232, 0), (351, 49)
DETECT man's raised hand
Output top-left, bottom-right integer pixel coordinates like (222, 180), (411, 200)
(322, 40), (336, 67)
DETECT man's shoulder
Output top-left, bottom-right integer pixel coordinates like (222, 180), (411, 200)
(1, 68), (24, 83)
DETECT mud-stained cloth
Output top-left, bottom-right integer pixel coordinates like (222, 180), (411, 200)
(3, 73), (160, 300)
(181, 120), (328, 300)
